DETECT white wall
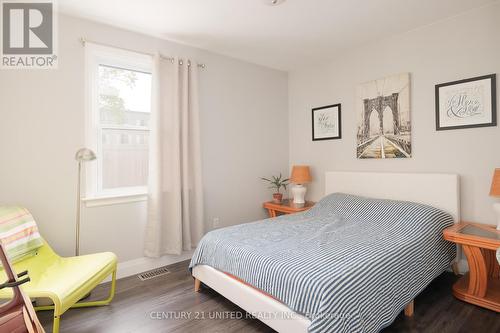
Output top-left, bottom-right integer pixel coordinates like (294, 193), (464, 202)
(2, 3), (497, 276)
(288, 3), (500, 225)
(0, 14), (289, 267)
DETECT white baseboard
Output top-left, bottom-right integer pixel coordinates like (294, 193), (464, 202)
(456, 258), (469, 274)
(102, 250), (194, 282)
(445, 259), (468, 275)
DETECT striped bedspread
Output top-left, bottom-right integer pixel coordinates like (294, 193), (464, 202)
(189, 193), (455, 333)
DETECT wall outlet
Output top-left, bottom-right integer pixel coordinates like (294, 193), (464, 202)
(212, 217), (220, 228)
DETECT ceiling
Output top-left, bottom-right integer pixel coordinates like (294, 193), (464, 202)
(58, 0), (495, 71)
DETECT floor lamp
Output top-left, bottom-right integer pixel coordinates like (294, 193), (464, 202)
(35, 148), (96, 307)
(75, 148), (96, 256)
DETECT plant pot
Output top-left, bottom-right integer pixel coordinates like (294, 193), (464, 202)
(272, 193), (283, 204)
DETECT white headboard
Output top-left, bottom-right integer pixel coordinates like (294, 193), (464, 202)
(325, 171), (460, 223)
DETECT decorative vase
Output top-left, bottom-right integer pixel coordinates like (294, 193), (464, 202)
(272, 193), (283, 204)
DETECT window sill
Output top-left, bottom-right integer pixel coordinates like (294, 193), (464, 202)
(83, 192), (148, 208)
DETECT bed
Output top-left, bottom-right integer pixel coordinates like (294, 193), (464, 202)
(190, 172), (460, 333)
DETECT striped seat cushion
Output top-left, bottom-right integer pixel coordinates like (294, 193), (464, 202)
(0, 206), (43, 263)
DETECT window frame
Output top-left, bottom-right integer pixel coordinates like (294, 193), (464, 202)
(84, 43), (153, 200)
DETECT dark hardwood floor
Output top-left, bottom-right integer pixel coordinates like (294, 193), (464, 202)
(37, 261), (500, 333)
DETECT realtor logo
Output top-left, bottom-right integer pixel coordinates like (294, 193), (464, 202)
(1, 0), (58, 68)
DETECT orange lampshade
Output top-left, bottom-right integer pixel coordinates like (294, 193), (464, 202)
(490, 168), (500, 197)
(290, 165), (312, 184)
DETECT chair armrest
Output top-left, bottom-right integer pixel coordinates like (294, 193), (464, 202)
(0, 277), (30, 290)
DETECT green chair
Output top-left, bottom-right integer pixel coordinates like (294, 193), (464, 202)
(0, 208), (117, 333)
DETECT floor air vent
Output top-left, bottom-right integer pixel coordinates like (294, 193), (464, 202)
(138, 267), (170, 281)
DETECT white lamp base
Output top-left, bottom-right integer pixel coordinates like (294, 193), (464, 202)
(494, 202), (500, 230)
(291, 184), (307, 204)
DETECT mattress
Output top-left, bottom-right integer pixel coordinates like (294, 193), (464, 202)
(190, 193), (455, 332)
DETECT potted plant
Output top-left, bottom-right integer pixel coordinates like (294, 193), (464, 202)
(261, 173), (289, 204)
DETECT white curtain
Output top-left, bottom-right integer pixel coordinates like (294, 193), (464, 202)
(144, 55), (204, 257)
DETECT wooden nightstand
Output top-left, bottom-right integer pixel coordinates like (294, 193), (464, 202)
(263, 199), (315, 218)
(443, 222), (500, 312)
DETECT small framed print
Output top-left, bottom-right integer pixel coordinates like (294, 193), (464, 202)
(312, 104), (341, 141)
(435, 74), (497, 131)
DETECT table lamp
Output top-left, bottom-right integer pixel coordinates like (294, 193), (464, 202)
(75, 148), (96, 256)
(490, 168), (500, 230)
(290, 165), (312, 204)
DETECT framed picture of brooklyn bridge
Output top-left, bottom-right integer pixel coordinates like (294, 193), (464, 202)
(356, 73), (411, 159)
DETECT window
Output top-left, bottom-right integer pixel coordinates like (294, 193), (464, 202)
(85, 44), (153, 199)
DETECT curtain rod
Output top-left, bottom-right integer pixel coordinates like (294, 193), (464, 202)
(80, 37), (206, 69)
